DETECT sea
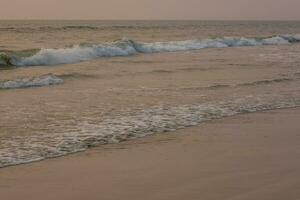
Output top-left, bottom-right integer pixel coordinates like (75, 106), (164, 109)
(0, 20), (300, 168)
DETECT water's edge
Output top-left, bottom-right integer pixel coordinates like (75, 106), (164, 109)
(1, 105), (299, 169)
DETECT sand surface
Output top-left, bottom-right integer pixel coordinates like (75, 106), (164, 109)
(0, 108), (300, 200)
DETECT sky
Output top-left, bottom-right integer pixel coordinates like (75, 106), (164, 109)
(1, 0), (300, 20)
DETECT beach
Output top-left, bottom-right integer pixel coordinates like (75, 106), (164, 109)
(1, 108), (299, 200)
(1, 21), (300, 199)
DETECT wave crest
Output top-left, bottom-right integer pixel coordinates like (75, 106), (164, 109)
(15, 40), (137, 66)
(1, 34), (300, 67)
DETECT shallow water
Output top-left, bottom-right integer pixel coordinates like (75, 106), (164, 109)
(1, 20), (300, 168)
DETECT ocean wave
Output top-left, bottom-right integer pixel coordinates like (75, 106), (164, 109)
(261, 36), (291, 45)
(0, 26), (100, 32)
(136, 75), (300, 92)
(0, 25), (182, 32)
(239, 78), (295, 86)
(0, 75), (64, 89)
(1, 34), (300, 67)
(14, 40), (137, 66)
(205, 76), (300, 89)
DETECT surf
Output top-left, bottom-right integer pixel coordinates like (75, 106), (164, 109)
(0, 75), (64, 89)
(0, 34), (299, 68)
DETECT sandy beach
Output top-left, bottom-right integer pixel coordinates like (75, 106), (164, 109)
(1, 4), (300, 200)
(0, 108), (299, 200)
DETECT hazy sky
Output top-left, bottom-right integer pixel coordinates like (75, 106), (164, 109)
(1, 0), (300, 20)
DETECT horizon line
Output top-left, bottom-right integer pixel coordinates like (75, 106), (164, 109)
(1, 19), (300, 22)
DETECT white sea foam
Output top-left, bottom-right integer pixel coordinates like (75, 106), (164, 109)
(0, 75), (64, 89)
(0, 94), (299, 168)
(15, 40), (137, 66)
(4, 34), (299, 67)
(261, 36), (290, 45)
(281, 34), (300, 42)
(133, 39), (228, 53)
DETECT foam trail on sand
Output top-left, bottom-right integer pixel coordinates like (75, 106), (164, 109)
(0, 93), (300, 168)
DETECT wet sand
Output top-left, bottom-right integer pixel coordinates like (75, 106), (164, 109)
(0, 108), (299, 200)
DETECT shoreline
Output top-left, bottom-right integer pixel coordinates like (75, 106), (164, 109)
(0, 106), (298, 169)
(0, 108), (300, 200)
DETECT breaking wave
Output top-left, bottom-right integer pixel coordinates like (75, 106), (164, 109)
(0, 75), (64, 89)
(0, 34), (300, 67)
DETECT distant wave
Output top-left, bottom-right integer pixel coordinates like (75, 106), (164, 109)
(209, 77), (298, 89)
(0, 34), (300, 67)
(0, 26), (99, 32)
(0, 25), (175, 32)
(151, 74), (300, 92)
(0, 75), (64, 89)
